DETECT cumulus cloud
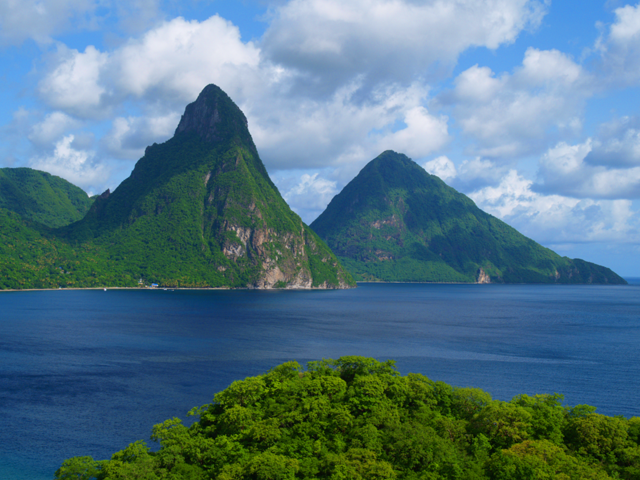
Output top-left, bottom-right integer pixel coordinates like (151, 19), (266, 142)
(277, 172), (338, 223)
(423, 156), (457, 182)
(262, 0), (548, 94)
(441, 48), (591, 159)
(374, 107), (449, 159)
(536, 139), (640, 199)
(38, 15), (261, 118)
(586, 116), (640, 168)
(470, 169), (640, 244)
(39, 45), (109, 118)
(423, 154), (510, 189)
(28, 112), (81, 147)
(248, 81), (448, 170)
(596, 2), (640, 86)
(29, 135), (107, 188)
(102, 112), (181, 160)
(457, 157), (509, 189)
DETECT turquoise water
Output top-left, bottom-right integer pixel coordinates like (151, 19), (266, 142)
(1, 282), (639, 479)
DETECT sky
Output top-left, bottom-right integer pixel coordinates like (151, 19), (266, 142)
(1, 0), (640, 277)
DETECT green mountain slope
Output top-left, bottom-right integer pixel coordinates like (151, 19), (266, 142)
(1, 84), (354, 290)
(0, 208), (113, 289)
(311, 151), (626, 284)
(0, 167), (94, 227)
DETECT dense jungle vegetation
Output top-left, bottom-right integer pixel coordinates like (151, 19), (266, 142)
(311, 151), (626, 285)
(0, 167), (94, 228)
(56, 357), (640, 479)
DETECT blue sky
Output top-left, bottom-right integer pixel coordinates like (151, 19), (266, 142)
(1, 0), (640, 277)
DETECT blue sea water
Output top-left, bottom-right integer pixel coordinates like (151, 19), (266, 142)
(1, 282), (639, 480)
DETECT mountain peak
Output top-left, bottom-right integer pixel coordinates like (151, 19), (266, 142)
(311, 151), (626, 285)
(175, 84), (248, 143)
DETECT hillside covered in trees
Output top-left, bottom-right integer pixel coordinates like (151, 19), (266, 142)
(0, 85), (354, 290)
(311, 151), (626, 284)
(56, 357), (640, 479)
(0, 167), (94, 228)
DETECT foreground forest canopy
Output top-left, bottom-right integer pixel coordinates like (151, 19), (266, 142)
(56, 357), (640, 480)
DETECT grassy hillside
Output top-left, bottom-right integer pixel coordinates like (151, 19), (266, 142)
(56, 356), (640, 480)
(311, 151), (626, 284)
(0, 167), (93, 228)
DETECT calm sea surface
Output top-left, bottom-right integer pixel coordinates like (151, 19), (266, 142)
(1, 282), (639, 479)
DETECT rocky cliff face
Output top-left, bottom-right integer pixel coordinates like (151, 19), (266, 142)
(477, 268), (491, 284)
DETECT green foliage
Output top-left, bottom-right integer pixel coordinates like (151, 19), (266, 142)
(0, 167), (93, 228)
(310, 150), (626, 285)
(57, 356), (640, 480)
(54, 456), (104, 480)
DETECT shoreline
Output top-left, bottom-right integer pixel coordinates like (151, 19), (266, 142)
(1, 280), (636, 292)
(0, 286), (233, 292)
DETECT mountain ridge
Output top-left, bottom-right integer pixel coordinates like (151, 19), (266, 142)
(0, 167), (94, 228)
(311, 150), (626, 285)
(0, 84), (354, 290)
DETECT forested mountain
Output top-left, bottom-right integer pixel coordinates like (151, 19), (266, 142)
(311, 151), (626, 284)
(0, 167), (94, 228)
(0, 85), (354, 290)
(56, 356), (640, 479)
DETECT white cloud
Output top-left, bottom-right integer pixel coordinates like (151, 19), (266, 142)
(29, 135), (106, 188)
(248, 81), (448, 170)
(38, 16), (261, 119)
(374, 107), (449, 159)
(39, 45), (109, 118)
(102, 112), (181, 160)
(537, 139), (640, 198)
(596, 2), (640, 86)
(28, 112), (81, 147)
(262, 0), (548, 93)
(586, 116), (640, 167)
(422, 153), (509, 190)
(277, 172), (338, 223)
(423, 156), (457, 182)
(443, 48), (591, 159)
(109, 16), (260, 102)
(456, 157), (509, 189)
(470, 169), (640, 244)
(539, 139), (592, 178)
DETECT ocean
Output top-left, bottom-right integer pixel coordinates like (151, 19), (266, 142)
(1, 282), (639, 479)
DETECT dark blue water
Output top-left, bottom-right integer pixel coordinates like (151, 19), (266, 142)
(1, 282), (639, 480)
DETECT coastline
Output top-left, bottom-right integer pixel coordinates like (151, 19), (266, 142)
(0, 286), (232, 292)
(2, 280), (635, 292)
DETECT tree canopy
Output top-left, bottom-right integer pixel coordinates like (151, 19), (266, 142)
(56, 356), (640, 479)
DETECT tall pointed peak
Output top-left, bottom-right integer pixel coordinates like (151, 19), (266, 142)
(175, 84), (249, 143)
